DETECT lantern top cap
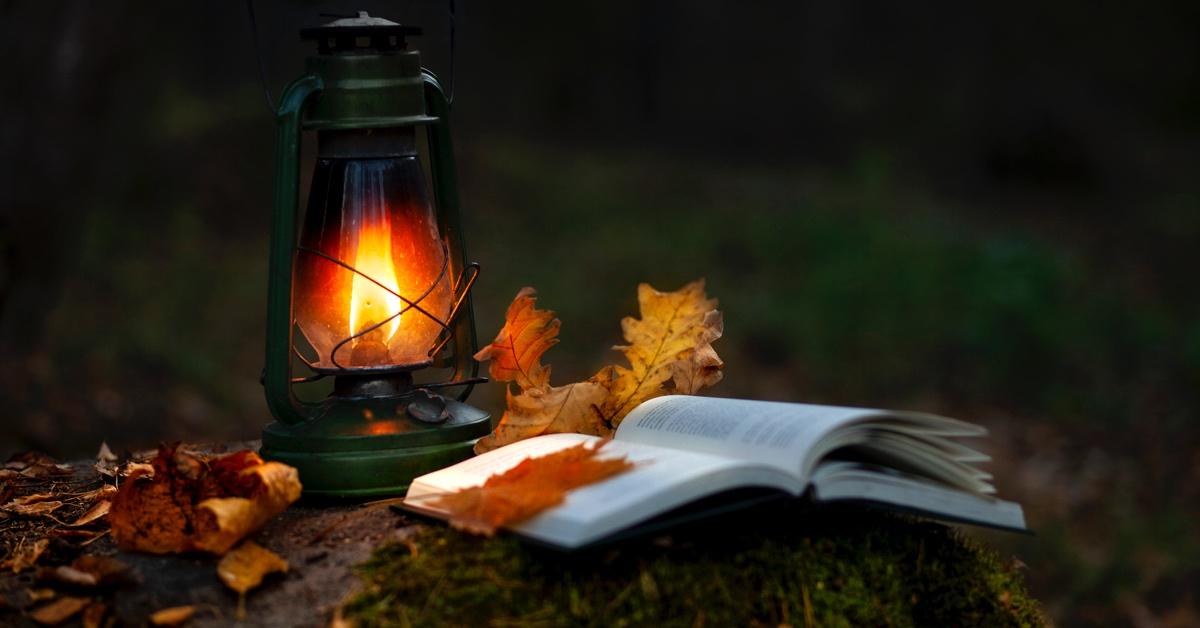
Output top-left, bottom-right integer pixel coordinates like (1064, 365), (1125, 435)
(300, 11), (421, 54)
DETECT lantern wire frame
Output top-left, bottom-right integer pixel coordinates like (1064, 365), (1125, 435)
(290, 239), (484, 391)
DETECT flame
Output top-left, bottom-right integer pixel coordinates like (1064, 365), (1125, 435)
(348, 217), (403, 342)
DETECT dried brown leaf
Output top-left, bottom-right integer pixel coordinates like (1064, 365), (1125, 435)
(27, 588), (57, 602)
(217, 541), (288, 594)
(192, 461), (302, 555)
(29, 596), (90, 625)
(122, 461), (155, 478)
(426, 441), (634, 536)
(42, 556), (136, 589)
(6, 493), (58, 506)
(5, 452), (73, 478)
(96, 443), (117, 463)
(217, 541), (288, 619)
(47, 566), (98, 587)
(81, 602), (107, 628)
(149, 605), (196, 626)
(3, 500), (62, 517)
(474, 382), (609, 453)
(68, 500), (111, 527)
(2, 537), (48, 573)
(109, 446), (301, 555)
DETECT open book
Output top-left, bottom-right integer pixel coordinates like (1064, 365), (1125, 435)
(403, 396), (1026, 549)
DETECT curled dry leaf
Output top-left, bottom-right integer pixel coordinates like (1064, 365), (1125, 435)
(192, 460), (302, 555)
(68, 500), (111, 527)
(4, 501), (63, 517)
(109, 445), (301, 555)
(425, 441), (634, 536)
(29, 596), (91, 625)
(149, 605), (197, 626)
(474, 280), (723, 452)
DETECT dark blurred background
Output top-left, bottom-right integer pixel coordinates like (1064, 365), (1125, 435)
(1, 1), (1197, 624)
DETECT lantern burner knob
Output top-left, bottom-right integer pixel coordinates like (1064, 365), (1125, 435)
(300, 11), (422, 55)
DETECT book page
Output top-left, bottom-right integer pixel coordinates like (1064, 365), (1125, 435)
(614, 396), (884, 481)
(405, 432), (798, 548)
(810, 462), (1025, 531)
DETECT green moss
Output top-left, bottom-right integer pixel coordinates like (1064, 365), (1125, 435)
(344, 505), (1043, 627)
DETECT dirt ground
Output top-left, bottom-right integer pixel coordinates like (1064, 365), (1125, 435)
(0, 446), (420, 627)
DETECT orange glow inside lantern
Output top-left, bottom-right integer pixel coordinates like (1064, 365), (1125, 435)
(293, 136), (456, 372)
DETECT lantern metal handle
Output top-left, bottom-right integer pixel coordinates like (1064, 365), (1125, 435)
(263, 74), (323, 426)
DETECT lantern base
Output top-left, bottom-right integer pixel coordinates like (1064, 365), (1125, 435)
(260, 397), (492, 497)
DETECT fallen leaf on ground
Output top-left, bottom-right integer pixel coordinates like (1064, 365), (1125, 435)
(424, 441), (634, 535)
(81, 602), (106, 628)
(192, 459), (303, 554)
(29, 596), (90, 625)
(5, 493), (58, 506)
(2, 537), (49, 572)
(5, 452), (73, 478)
(217, 541), (288, 619)
(68, 500), (111, 527)
(41, 555), (137, 588)
(96, 443), (117, 463)
(149, 605), (196, 626)
(2, 500), (63, 517)
(474, 280), (723, 452)
(109, 445), (301, 555)
(27, 588), (57, 602)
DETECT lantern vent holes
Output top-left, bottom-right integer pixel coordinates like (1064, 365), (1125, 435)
(300, 11), (421, 55)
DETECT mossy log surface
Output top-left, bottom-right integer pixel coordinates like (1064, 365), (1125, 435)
(346, 503), (1042, 627)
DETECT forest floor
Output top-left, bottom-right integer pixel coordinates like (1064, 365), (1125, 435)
(1, 445), (1042, 627)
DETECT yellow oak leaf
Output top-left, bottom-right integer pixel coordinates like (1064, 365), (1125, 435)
(474, 280), (723, 452)
(599, 280), (724, 425)
(473, 287), (560, 390)
(424, 441), (633, 536)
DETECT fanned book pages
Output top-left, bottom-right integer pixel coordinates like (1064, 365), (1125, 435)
(403, 396), (1027, 549)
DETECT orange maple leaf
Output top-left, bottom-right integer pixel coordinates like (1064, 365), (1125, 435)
(474, 279), (723, 453)
(425, 441), (633, 536)
(473, 287), (560, 390)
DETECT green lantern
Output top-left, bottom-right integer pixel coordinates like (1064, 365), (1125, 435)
(259, 12), (491, 497)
